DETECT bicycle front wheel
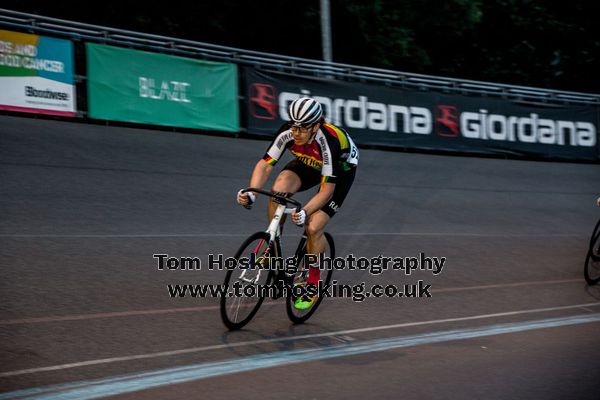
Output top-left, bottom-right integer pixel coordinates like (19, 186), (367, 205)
(286, 232), (335, 324)
(220, 232), (274, 330)
(584, 219), (600, 285)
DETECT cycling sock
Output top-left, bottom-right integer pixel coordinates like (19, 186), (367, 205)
(307, 266), (321, 286)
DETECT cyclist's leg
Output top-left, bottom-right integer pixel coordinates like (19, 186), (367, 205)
(305, 167), (357, 284)
(269, 170), (301, 221)
(305, 211), (330, 255)
(293, 211), (330, 309)
(304, 210), (330, 285)
(271, 159), (320, 223)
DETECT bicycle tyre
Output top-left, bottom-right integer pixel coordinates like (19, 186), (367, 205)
(220, 232), (274, 330)
(584, 219), (600, 285)
(286, 232), (335, 324)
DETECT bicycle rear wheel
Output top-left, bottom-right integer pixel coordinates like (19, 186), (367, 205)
(286, 232), (335, 324)
(220, 232), (274, 330)
(584, 219), (600, 285)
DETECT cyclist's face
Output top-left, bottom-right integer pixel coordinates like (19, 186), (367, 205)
(291, 124), (317, 145)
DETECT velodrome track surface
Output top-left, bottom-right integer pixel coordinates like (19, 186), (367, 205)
(1, 114), (599, 399)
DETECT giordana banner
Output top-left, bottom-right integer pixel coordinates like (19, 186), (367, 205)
(0, 30), (75, 116)
(244, 68), (599, 161)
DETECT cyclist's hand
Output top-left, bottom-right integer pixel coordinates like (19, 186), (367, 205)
(291, 208), (306, 226)
(237, 190), (255, 209)
(597, 196), (600, 207)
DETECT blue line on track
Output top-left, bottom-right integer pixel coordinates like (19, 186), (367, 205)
(2, 313), (599, 400)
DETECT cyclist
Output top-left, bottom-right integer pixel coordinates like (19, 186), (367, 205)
(237, 96), (359, 310)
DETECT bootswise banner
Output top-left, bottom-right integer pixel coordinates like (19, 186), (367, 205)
(0, 29), (75, 116)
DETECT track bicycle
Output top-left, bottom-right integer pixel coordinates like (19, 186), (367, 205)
(584, 217), (600, 285)
(220, 188), (335, 330)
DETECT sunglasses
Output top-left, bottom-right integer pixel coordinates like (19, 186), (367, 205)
(291, 122), (315, 130)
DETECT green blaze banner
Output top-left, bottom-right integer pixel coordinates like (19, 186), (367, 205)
(87, 43), (239, 132)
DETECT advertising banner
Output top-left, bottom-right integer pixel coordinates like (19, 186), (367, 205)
(0, 30), (75, 116)
(87, 43), (239, 132)
(244, 68), (599, 161)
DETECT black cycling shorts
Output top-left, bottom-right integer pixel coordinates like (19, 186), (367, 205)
(282, 158), (356, 218)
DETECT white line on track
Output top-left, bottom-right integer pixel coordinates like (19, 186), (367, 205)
(0, 233), (249, 238)
(0, 278), (582, 326)
(0, 279), (583, 326)
(0, 305), (225, 325)
(0, 232), (585, 238)
(339, 232), (585, 237)
(434, 278), (582, 293)
(1, 301), (598, 378)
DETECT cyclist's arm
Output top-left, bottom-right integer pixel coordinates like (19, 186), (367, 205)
(303, 182), (335, 216)
(248, 159), (273, 191)
(247, 125), (292, 193)
(238, 159), (273, 206)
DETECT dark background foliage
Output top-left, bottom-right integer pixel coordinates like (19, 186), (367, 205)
(3, 0), (598, 93)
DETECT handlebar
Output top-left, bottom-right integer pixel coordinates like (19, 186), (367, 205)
(241, 188), (302, 211)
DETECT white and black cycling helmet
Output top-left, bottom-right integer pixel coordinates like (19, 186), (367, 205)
(288, 97), (323, 127)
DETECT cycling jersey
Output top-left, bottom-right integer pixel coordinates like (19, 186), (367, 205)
(262, 122), (359, 184)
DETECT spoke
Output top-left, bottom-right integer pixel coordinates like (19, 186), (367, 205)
(230, 296), (242, 322)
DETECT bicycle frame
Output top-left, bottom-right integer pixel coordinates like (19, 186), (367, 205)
(242, 187), (303, 243)
(267, 203), (296, 242)
(221, 188), (335, 329)
(239, 188), (304, 284)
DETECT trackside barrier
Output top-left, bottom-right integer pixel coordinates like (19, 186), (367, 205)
(0, 9), (599, 160)
(243, 68), (600, 161)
